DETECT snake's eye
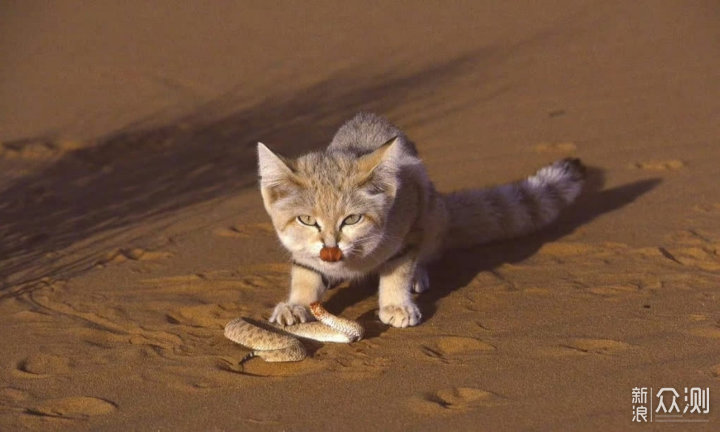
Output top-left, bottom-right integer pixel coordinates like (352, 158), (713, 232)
(342, 214), (363, 226)
(297, 215), (317, 226)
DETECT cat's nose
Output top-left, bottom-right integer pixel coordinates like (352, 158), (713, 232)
(320, 246), (343, 262)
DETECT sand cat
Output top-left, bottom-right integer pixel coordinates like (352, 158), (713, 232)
(257, 113), (584, 328)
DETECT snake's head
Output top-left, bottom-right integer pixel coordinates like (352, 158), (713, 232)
(308, 301), (325, 319)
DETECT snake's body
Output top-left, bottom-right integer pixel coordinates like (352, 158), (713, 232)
(224, 302), (364, 362)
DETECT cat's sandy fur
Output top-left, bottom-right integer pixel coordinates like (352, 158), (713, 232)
(257, 113), (585, 328)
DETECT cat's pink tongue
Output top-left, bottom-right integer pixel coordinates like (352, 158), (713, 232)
(320, 247), (343, 262)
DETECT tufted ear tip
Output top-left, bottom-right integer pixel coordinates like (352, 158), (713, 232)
(257, 142), (274, 161)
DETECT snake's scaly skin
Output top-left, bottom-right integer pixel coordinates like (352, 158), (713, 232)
(224, 302), (364, 363)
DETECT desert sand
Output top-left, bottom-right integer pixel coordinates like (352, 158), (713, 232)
(1, 1), (719, 430)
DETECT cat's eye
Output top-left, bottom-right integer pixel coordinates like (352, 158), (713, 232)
(342, 214), (363, 226)
(297, 215), (317, 226)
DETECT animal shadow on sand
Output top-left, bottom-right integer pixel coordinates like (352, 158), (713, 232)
(325, 167), (661, 327)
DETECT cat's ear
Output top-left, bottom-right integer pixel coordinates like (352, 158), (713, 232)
(257, 142), (301, 186)
(356, 137), (400, 197)
(357, 136), (399, 173)
(257, 143), (306, 206)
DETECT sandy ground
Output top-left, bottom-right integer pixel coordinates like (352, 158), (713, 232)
(1, 1), (719, 430)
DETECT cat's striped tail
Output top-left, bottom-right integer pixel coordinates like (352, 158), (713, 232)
(442, 158), (585, 250)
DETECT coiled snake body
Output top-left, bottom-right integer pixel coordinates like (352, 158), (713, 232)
(224, 302), (364, 362)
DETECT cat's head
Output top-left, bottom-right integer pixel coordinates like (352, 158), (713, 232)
(257, 139), (400, 268)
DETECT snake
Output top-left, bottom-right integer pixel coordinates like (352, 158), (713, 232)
(224, 302), (364, 363)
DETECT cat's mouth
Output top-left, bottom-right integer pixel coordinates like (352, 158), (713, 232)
(319, 246), (343, 263)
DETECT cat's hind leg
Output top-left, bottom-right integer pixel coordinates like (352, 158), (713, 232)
(412, 266), (430, 293)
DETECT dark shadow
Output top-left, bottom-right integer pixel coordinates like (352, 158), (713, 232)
(321, 165), (661, 325)
(324, 277), (377, 313)
(0, 50), (502, 298)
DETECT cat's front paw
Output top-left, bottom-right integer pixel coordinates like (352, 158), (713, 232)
(379, 303), (421, 328)
(269, 302), (312, 326)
